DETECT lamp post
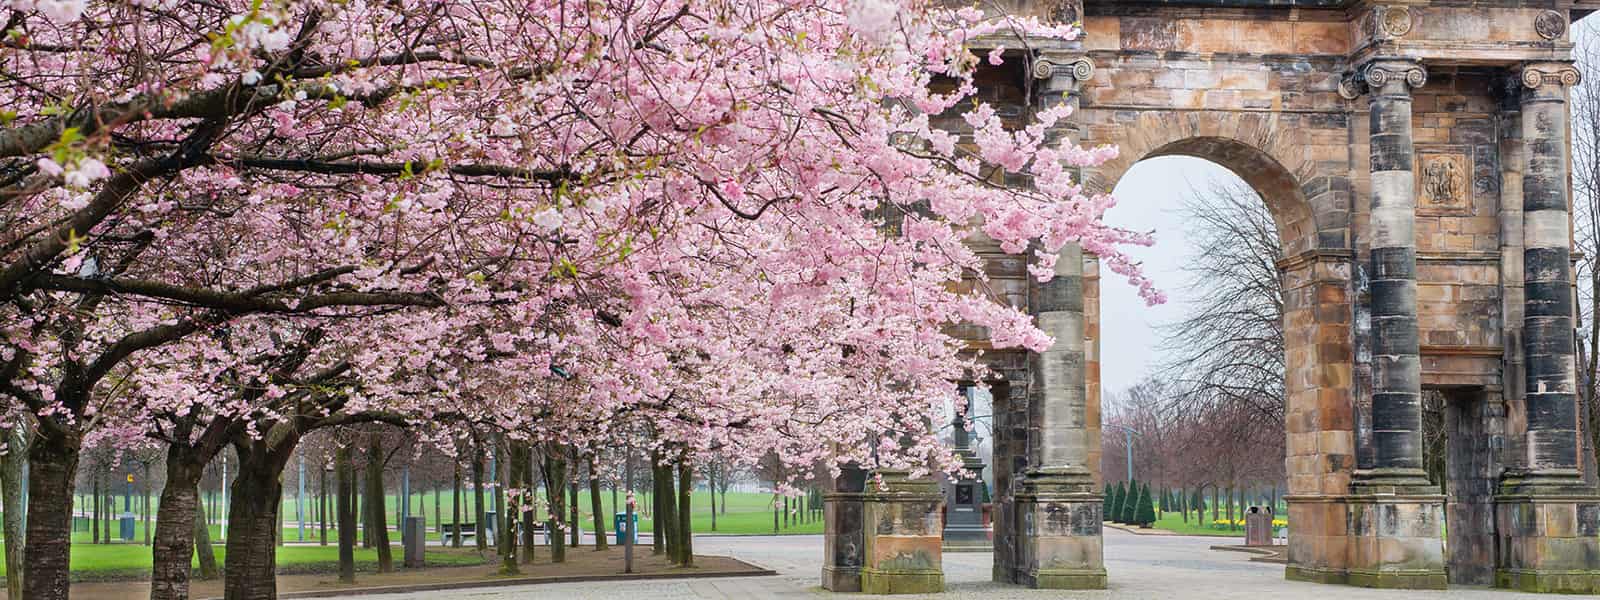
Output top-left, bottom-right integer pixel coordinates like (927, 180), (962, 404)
(1103, 423), (1139, 484)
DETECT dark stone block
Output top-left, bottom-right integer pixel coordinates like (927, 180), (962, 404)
(1524, 392), (1577, 431)
(1373, 431), (1422, 468)
(1370, 133), (1414, 172)
(1523, 175), (1564, 212)
(1524, 281), (1573, 317)
(1371, 322), (1420, 358)
(1578, 504), (1600, 536)
(1524, 318), (1576, 355)
(1031, 275), (1083, 313)
(1370, 247), (1416, 280)
(1372, 393), (1421, 429)
(1524, 247), (1571, 285)
(1373, 355), (1420, 391)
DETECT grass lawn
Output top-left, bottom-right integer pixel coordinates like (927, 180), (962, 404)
(1144, 510), (1290, 538)
(67, 521), (307, 545)
(23, 488), (820, 554)
(1146, 512), (1246, 537)
(0, 544), (488, 582)
(378, 489), (824, 538)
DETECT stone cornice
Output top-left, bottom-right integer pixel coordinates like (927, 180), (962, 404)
(1275, 248), (1354, 272)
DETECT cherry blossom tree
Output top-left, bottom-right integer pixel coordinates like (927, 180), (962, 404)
(1, 1), (1152, 598)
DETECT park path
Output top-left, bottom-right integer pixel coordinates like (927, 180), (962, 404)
(357, 529), (1560, 599)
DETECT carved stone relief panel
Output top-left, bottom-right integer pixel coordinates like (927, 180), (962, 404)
(1416, 146), (1472, 215)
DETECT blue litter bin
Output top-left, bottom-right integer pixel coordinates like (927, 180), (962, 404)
(613, 512), (639, 544)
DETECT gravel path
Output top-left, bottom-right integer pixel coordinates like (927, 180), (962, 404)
(358, 529), (1551, 599)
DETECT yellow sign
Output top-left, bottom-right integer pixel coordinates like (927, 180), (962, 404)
(126, 474), (134, 483)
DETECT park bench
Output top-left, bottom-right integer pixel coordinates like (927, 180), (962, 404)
(440, 522), (476, 545)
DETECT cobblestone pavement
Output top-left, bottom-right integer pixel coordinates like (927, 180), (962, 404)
(361, 529), (1553, 599)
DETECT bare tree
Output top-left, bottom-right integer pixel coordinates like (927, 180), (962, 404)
(1158, 178), (1286, 431)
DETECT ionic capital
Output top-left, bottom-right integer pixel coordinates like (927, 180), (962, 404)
(1339, 59), (1427, 99)
(1030, 53), (1094, 85)
(1518, 62), (1581, 91)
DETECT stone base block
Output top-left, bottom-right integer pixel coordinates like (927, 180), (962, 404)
(1022, 567), (1108, 590)
(1012, 467), (1107, 590)
(861, 568), (944, 594)
(1285, 564), (1349, 585)
(1496, 569), (1600, 594)
(1493, 481), (1600, 594)
(860, 471), (945, 595)
(821, 566), (862, 592)
(1346, 491), (1446, 591)
(1347, 568), (1448, 590)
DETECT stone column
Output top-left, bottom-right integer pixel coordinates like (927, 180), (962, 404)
(1494, 62), (1600, 595)
(1007, 51), (1105, 591)
(1515, 63), (1582, 479)
(822, 464), (867, 592)
(1345, 58), (1447, 590)
(1360, 58), (1429, 486)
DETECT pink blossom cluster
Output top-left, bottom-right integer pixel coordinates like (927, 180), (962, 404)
(1, 0), (1155, 497)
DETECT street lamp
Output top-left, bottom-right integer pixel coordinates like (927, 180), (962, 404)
(1103, 423), (1140, 483)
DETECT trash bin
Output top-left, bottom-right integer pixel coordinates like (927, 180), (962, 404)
(1245, 506), (1273, 546)
(614, 512), (639, 544)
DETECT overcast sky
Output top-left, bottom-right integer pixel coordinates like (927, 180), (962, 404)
(1099, 156), (1245, 396)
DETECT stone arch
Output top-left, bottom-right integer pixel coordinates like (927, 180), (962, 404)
(1081, 115), (1360, 587)
(1085, 111), (1343, 257)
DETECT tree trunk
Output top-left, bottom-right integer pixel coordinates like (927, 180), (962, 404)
(23, 429), (80, 600)
(655, 459), (677, 560)
(319, 468), (328, 546)
(589, 454), (607, 550)
(498, 442), (520, 574)
(221, 444), (292, 600)
(452, 463), (462, 548)
(544, 453), (567, 563)
(1226, 486), (1235, 531)
(676, 457), (693, 567)
(143, 462), (153, 546)
(651, 459), (664, 555)
(1, 422), (29, 600)
(93, 473), (102, 544)
(360, 458), (373, 549)
(568, 479), (580, 549)
(336, 445), (356, 584)
(150, 449), (206, 600)
(193, 490), (220, 581)
(364, 436), (392, 572)
(472, 447), (486, 552)
(516, 443), (535, 565)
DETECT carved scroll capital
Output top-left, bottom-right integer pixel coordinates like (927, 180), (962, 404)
(1340, 59), (1428, 99)
(1519, 62), (1581, 90)
(1031, 55), (1094, 84)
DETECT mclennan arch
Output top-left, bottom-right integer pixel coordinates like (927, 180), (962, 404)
(823, 0), (1600, 595)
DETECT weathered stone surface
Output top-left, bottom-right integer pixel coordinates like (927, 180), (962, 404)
(859, 471), (946, 595)
(845, 1), (1600, 595)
